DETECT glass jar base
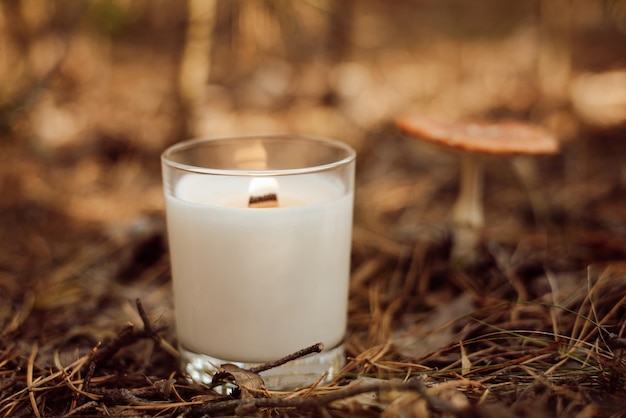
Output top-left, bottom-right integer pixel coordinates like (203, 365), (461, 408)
(180, 344), (345, 391)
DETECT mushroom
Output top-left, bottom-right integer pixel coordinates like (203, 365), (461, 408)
(395, 116), (559, 262)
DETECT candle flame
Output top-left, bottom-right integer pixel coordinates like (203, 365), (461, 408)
(248, 177), (279, 208)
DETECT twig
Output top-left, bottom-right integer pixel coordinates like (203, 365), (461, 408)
(249, 342), (324, 374)
(135, 298), (157, 336)
(82, 299), (165, 372)
(189, 379), (465, 416)
(89, 387), (150, 405)
(82, 361), (97, 394)
(66, 400), (98, 416)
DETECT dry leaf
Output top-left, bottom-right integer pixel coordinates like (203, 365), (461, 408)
(212, 363), (269, 399)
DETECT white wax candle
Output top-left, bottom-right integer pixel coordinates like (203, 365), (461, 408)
(165, 173), (353, 363)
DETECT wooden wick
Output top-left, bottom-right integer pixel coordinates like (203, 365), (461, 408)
(248, 193), (279, 208)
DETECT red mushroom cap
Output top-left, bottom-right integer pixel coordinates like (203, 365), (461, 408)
(396, 116), (559, 155)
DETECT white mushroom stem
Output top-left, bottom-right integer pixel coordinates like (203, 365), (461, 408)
(452, 153), (485, 230)
(450, 153), (484, 263)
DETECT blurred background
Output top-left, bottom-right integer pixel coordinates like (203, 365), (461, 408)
(1, 0), (626, 343)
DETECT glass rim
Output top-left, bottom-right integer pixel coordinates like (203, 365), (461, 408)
(161, 134), (356, 176)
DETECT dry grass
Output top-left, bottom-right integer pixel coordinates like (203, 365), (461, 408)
(1, 177), (626, 416)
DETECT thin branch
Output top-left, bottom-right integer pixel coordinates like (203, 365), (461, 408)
(66, 400), (98, 416)
(82, 299), (165, 372)
(189, 379), (465, 416)
(249, 342), (324, 374)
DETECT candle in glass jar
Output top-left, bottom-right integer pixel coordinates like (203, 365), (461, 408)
(165, 173), (353, 362)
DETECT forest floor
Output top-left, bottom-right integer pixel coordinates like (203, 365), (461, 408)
(1, 1), (626, 416)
